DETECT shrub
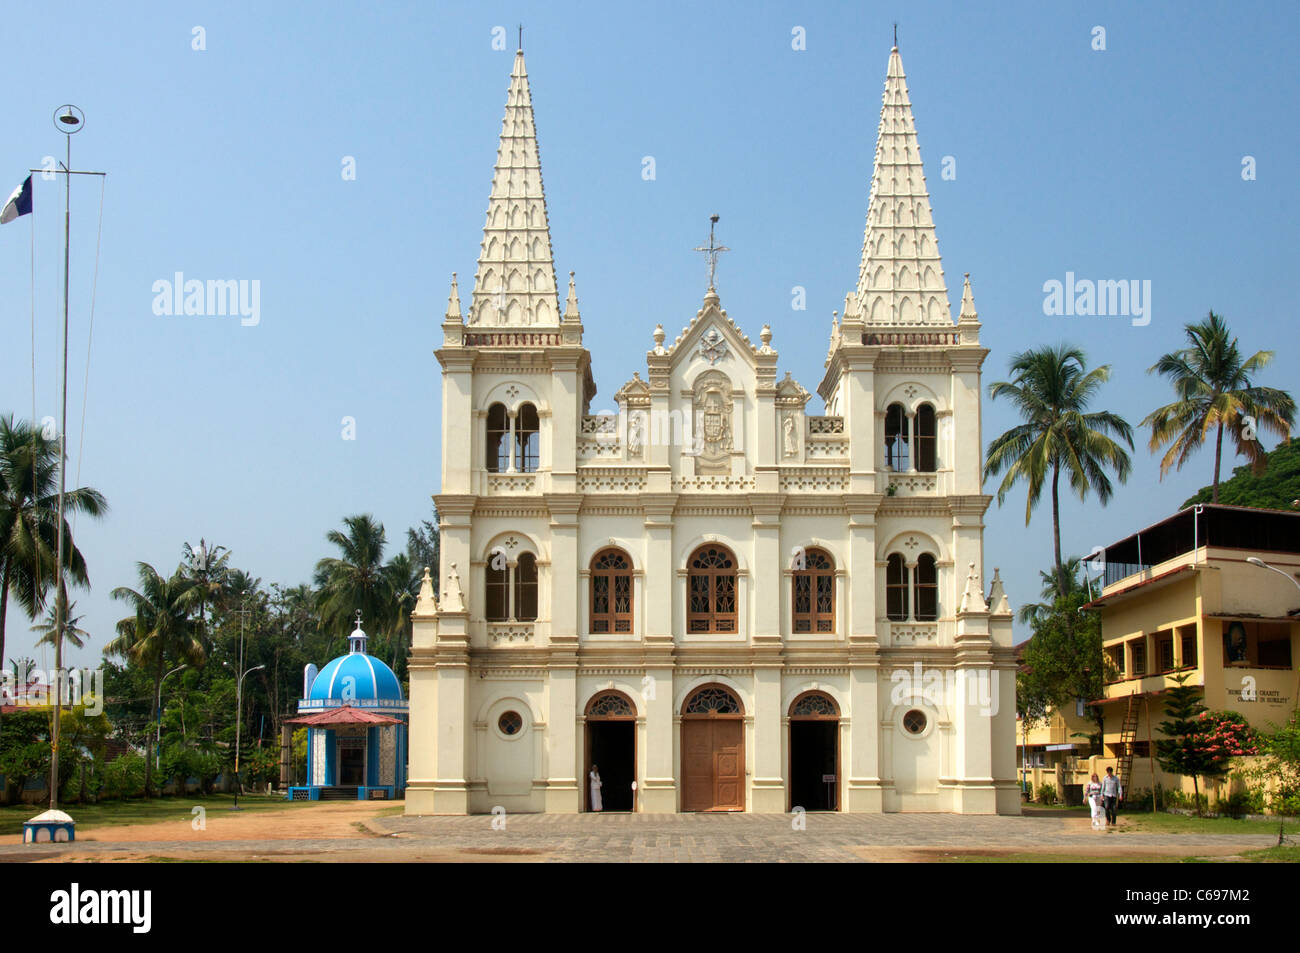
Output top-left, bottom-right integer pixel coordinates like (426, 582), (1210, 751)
(99, 752), (146, 800)
(1163, 789), (1209, 813)
(242, 745), (280, 789)
(1035, 783), (1057, 805)
(1270, 791), (1300, 817)
(1125, 787), (1155, 811)
(1214, 790), (1258, 819)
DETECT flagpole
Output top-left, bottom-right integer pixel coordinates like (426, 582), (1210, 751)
(50, 106), (81, 818)
(20, 106), (103, 845)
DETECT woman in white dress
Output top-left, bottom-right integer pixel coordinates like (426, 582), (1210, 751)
(1085, 773), (1104, 830)
(589, 764), (603, 812)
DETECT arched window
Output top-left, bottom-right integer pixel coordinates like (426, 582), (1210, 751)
(790, 691), (838, 718)
(590, 548), (633, 634)
(884, 403), (909, 471)
(486, 556), (509, 621)
(915, 553), (938, 621)
(586, 691), (636, 718)
(486, 403), (509, 472)
(516, 403), (540, 473)
(886, 554), (909, 622)
(514, 552), (538, 621)
(793, 548), (835, 633)
(915, 403), (936, 472)
(688, 545), (737, 633)
(683, 685), (742, 715)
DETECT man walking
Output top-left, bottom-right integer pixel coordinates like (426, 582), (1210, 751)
(1101, 766), (1123, 828)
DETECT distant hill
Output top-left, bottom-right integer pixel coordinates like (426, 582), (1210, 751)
(1181, 437), (1300, 510)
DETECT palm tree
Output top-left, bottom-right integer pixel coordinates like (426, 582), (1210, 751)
(385, 552), (421, 676)
(31, 583), (91, 650)
(1016, 557), (1093, 625)
(314, 514), (395, 654)
(1142, 312), (1295, 502)
(0, 414), (108, 676)
(219, 569), (262, 614)
(985, 345), (1135, 596)
(107, 562), (204, 797)
(182, 538), (230, 650)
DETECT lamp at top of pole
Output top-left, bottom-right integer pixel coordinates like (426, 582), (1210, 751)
(53, 104), (85, 135)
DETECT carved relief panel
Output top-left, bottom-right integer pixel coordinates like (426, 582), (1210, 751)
(691, 370), (734, 475)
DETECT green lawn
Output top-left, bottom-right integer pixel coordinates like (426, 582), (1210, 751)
(0, 794), (298, 836)
(1117, 811), (1300, 836)
(1238, 843), (1300, 862)
(941, 852), (1181, 863)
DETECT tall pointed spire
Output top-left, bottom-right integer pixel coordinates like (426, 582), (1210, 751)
(445, 272), (462, 320)
(853, 46), (952, 327)
(468, 50), (560, 327)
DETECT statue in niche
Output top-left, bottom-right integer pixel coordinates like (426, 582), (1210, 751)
(628, 413), (645, 457)
(783, 414), (798, 457)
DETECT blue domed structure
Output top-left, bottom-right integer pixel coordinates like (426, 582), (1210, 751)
(287, 612), (408, 802)
(307, 651), (403, 704)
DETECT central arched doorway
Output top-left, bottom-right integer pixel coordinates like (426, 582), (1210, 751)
(788, 691), (840, 812)
(681, 685), (745, 812)
(584, 691), (636, 812)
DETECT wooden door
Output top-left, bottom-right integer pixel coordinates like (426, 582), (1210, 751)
(683, 720), (714, 812)
(711, 719), (743, 810)
(682, 719), (744, 811)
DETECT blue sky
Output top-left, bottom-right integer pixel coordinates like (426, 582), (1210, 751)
(2, 1), (1297, 668)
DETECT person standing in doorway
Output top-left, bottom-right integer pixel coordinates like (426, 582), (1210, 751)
(1101, 766), (1122, 829)
(1085, 773), (1104, 830)
(589, 764), (603, 812)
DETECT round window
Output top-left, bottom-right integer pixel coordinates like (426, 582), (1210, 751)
(498, 711), (523, 736)
(902, 709), (927, 735)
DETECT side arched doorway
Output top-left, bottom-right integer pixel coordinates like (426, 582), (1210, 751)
(789, 691), (840, 812)
(585, 691), (636, 812)
(681, 685), (745, 812)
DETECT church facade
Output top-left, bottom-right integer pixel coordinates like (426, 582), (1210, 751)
(405, 44), (1020, 815)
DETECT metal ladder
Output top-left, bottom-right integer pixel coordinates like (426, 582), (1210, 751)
(1117, 693), (1140, 789)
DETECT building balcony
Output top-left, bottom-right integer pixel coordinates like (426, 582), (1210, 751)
(486, 622), (535, 646)
(481, 471), (542, 495)
(880, 469), (950, 496)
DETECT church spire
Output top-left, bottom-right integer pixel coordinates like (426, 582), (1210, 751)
(853, 45), (952, 327)
(468, 50), (560, 327)
(445, 272), (462, 321)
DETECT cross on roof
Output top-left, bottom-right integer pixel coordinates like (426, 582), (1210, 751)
(693, 214), (729, 292)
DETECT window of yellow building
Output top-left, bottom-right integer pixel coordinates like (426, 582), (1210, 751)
(1178, 625), (1197, 668)
(1130, 640), (1146, 676)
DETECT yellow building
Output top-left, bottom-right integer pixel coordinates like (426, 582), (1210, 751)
(1085, 503), (1300, 800)
(1015, 701), (1099, 802)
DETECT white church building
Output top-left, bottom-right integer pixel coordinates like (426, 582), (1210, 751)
(405, 43), (1020, 815)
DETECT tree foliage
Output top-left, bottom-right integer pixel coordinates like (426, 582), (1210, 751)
(1181, 437), (1300, 511)
(985, 345), (1134, 594)
(1016, 585), (1111, 743)
(1143, 311), (1295, 502)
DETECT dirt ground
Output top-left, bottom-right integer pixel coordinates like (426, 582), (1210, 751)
(0, 803), (1274, 863)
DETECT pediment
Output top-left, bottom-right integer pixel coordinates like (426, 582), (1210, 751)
(662, 291), (759, 373)
(614, 372), (651, 406)
(775, 372), (812, 407)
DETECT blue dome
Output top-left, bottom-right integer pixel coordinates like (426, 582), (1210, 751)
(308, 652), (403, 703)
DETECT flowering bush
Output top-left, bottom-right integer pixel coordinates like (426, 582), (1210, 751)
(1189, 711), (1259, 777)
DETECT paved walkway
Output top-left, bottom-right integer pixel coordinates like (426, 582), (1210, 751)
(0, 811), (1280, 862)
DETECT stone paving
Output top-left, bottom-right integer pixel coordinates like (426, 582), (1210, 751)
(0, 811), (1281, 862)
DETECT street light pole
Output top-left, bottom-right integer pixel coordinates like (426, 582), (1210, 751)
(1246, 557), (1300, 595)
(156, 665), (187, 772)
(225, 660), (264, 810)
